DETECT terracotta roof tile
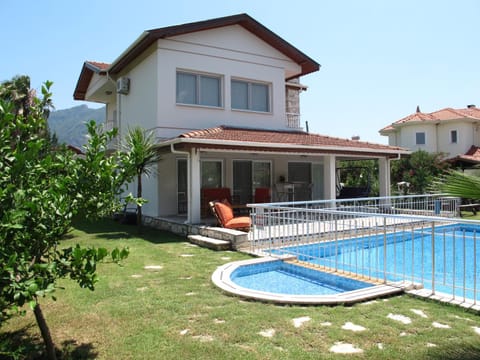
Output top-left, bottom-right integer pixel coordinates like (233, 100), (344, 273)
(86, 61), (110, 71)
(179, 126), (405, 153)
(448, 145), (480, 164)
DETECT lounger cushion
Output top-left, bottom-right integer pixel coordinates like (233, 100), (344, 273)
(214, 202), (234, 224)
(225, 216), (251, 230)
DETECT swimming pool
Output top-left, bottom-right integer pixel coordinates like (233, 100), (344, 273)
(271, 223), (480, 301)
(212, 257), (405, 304)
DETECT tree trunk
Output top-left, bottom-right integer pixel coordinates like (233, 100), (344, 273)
(137, 173), (142, 230)
(33, 303), (57, 360)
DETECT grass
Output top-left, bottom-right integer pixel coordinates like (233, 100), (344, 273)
(2, 218), (480, 359)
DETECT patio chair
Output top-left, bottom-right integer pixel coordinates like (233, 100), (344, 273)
(209, 201), (251, 232)
(254, 187), (271, 203)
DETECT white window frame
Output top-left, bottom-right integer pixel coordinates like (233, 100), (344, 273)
(176, 70), (223, 108)
(415, 132), (426, 145)
(231, 78), (271, 113)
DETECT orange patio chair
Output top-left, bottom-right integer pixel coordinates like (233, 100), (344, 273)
(209, 201), (251, 232)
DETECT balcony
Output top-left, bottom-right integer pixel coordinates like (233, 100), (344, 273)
(286, 112), (301, 129)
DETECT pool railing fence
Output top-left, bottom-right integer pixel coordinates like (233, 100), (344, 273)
(247, 194), (480, 306)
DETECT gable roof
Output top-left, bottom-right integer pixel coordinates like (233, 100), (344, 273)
(164, 126), (408, 158)
(74, 14), (320, 100)
(380, 106), (480, 134)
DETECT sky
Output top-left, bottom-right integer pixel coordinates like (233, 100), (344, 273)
(2, 0), (478, 144)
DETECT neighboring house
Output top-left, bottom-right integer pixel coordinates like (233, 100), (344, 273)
(74, 13), (407, 224)
(380, 105), (480, 167)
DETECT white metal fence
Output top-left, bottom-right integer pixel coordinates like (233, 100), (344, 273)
(248, 194), (480, 305)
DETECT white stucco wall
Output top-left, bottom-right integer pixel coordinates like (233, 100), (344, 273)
(152, 25), (302, 138)
(398, 124), (437, 152)
(436, 121), (474, 157)
(116, 50), (158, 138)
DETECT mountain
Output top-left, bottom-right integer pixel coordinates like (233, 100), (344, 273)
(48, 105), (105, 148)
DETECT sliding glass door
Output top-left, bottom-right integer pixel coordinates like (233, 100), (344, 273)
(233, 160), (271, 204)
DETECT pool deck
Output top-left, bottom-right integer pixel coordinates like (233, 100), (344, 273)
(212, 256), (409, 305)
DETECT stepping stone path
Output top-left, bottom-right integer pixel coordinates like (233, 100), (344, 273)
(342, 322), (366, 332)
(472, 326), (480, 335)
(329, 342), (363, 354)
(192, 335), (214, 342)
(180, 254), (194, 257)
(131, 274), (142, 278)
(258, 329), (275, 338)
(292, 316), (311, 328)
(387, 313), (412, 324)
(411, 309), (428, 318)
(180, 329), (189, 335)
(144, 265), (163, 270)
(432, 322), (450, 329)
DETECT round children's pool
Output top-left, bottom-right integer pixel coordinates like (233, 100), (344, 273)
(211, 257), (406, 305)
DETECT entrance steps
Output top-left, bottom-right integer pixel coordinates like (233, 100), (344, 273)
(188, 234), (230, 251)
(187, 226), (249, 251)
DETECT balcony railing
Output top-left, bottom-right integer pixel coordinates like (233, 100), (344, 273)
(286, 112), (301, 129)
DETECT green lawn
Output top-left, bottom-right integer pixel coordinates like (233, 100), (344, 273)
(2, 218), (480, 359)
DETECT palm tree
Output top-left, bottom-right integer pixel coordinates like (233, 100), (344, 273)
(438, 170), (480, 199)
(123, 127), (162, 227)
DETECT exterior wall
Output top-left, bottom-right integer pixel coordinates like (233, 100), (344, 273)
(436, 121), (474, 157)
(398, 124), (437, 153)
(116, 50), (158, 138)
(153, 25), (302, 139)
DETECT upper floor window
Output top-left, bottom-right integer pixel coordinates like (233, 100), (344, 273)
(451, 130), (458, 143)
(231, 79), (270, 112)
(415, 132), (425, 145)
(176, 71), (221, 107)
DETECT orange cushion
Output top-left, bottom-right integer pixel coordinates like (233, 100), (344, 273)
(225, 216), (251, 229)
(214, 202), (234, 224)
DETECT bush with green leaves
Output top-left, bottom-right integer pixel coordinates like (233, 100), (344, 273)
(0, 80), (130, 359)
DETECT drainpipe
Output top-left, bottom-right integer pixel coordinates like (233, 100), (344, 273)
(171, 143), (191, 224)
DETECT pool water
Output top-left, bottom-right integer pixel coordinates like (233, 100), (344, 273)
(231, 260), (372, 296)
(272, 224), (480, 300)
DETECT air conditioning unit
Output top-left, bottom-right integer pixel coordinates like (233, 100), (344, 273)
(116, 77), (130, 95)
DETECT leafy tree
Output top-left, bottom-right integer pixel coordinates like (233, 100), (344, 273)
(391, 150), (450, 194)
(0, 81), (130, 359)
(123, 127), (161, 228)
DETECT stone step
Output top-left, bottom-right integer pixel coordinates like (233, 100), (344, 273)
(188, 234), (231, 251)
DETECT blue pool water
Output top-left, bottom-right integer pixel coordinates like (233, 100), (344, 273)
(231, 260), (372, 295)
(272, 224), (480, 300)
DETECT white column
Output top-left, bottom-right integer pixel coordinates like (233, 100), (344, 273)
(323, 155), (337, 200)
(378, 157), (391, 198)
(189, 148), (201, 224)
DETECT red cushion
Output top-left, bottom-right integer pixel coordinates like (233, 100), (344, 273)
(214, 202), (234, 224)
(225, 216), (251, 229)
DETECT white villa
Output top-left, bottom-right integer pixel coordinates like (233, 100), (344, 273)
(380, 105), (480, 167)
(74, 13), (408, 225)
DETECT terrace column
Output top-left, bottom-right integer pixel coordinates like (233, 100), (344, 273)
(323, 155), (337, 200)
(189, 148), (201, 224)
(378, 157), (391, 198)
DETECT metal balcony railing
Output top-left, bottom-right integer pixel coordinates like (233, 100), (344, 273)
(286, 112), (301, 129)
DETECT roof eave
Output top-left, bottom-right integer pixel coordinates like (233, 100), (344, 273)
(108, 13), (320, 77)
(161, 137), (409, 157)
